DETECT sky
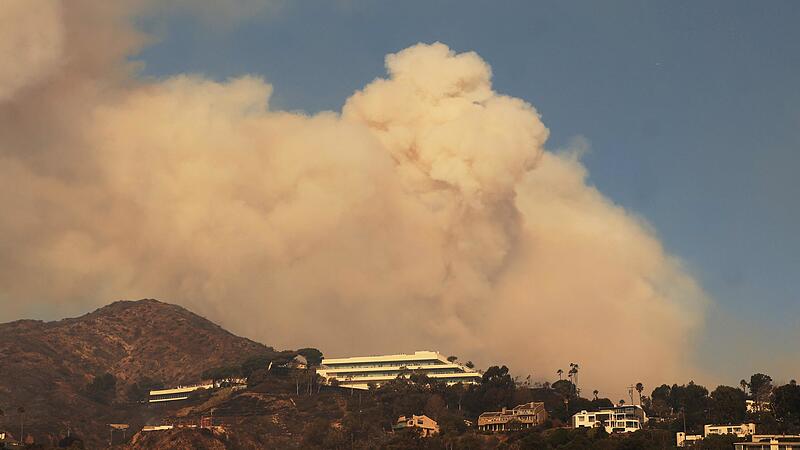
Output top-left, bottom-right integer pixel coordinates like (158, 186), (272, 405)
(2, 0), (799, 395)
(136, 1), (800, 380)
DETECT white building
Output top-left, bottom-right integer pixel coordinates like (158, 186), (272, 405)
(572, 405), (648, 433)
(746, 400), (772, 413)
(677, 423), (756, 447)
(704, 423), (756, 438)
(677, 432), (703, 447)
(316, 350), (482, 390)
(735, 435), (800, 450)
(148, 383), (214, 403)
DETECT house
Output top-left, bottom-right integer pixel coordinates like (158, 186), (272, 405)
(571, 405), (647, 433)
(477, 402), (547, 432)
(316, 351), (482, 390)
(392, 415), (439, 437)
(676, 422), (756, 446)
(704, 423), (756, 437)
(676, 432), (703, 447)
(735, 435), (800, 450)
(746, 400), (771, 413)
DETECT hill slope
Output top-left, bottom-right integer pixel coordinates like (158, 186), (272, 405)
(0, 299), (269, 447)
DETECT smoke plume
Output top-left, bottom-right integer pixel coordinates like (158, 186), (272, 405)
(0, 1), (707, 393)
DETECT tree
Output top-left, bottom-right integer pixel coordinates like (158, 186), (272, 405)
(557, 369), (563, 380)
(670, 382), (710, 433)
(126, 376), (163, 402)
(635, 383), (644, 405)
(772, 383), (800, 427)
(201, 366), (240, 384)
(750, 373), (773, 410)
(651, 384), (673, 418)
(709, 385), (746, 424)
(569, 363), (580, 394)
(552, 380), (576, 399)
(593, 390), (599, 400)
(465, 361), (475, 369)
(85, 373), (116, 404)
(296, 348), (323, 367)
(740, 379), (749, 395)
(447, 355), (458, 363)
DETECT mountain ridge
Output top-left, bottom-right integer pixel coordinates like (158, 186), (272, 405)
(0, 298), (272, 447)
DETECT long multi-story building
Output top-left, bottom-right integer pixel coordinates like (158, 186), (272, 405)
(572, 405), (648, 434)
(148, 383), (215, 403)
(316, 350), (482, 390)
(735, 435), (800, 450)
(478, 402), (547, 432)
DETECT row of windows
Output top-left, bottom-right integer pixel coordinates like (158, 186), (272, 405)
(325, 360), (445, 369)
(330, 368), (469, 378)
(149, 393), (190, 402)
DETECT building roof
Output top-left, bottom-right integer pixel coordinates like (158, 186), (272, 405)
(479, 402), (546, 418)
(322, 350), (446, 365)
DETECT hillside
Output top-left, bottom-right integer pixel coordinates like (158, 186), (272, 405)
(0, 299), (270, 447)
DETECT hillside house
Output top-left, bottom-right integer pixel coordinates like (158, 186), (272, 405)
(477, 402), (547, 432)
(572, 405), (647, 433)
(392, 415), (439, 437)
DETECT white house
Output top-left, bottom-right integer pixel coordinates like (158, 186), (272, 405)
(704, 423), (756, 438)
(572, 405), (648, 433)
(676, 432), (703, 447)
(677, 423), (756, 447)
(316, 350), (482, 390)
(746, 400), (771, 413)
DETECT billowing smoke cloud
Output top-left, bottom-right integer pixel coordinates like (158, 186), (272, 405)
(0, 1), (707, 394)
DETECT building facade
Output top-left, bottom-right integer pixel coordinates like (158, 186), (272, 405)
(148, 383), (215, 403)
(477, 402), (547, 432)
(704, 423), (756, 437)
(735, 435), (800, 450)
(676, 432), (704, 447)
(316, 351), (482, 390)
(392, 415), (439, 437)
(572, 405), (648, 434)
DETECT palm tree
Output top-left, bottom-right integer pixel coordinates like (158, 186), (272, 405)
(557, 369), (563, 381)
(635, 383), (644, 405)
(593, 389), (599, 400)
(569, 363), (580, 394)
